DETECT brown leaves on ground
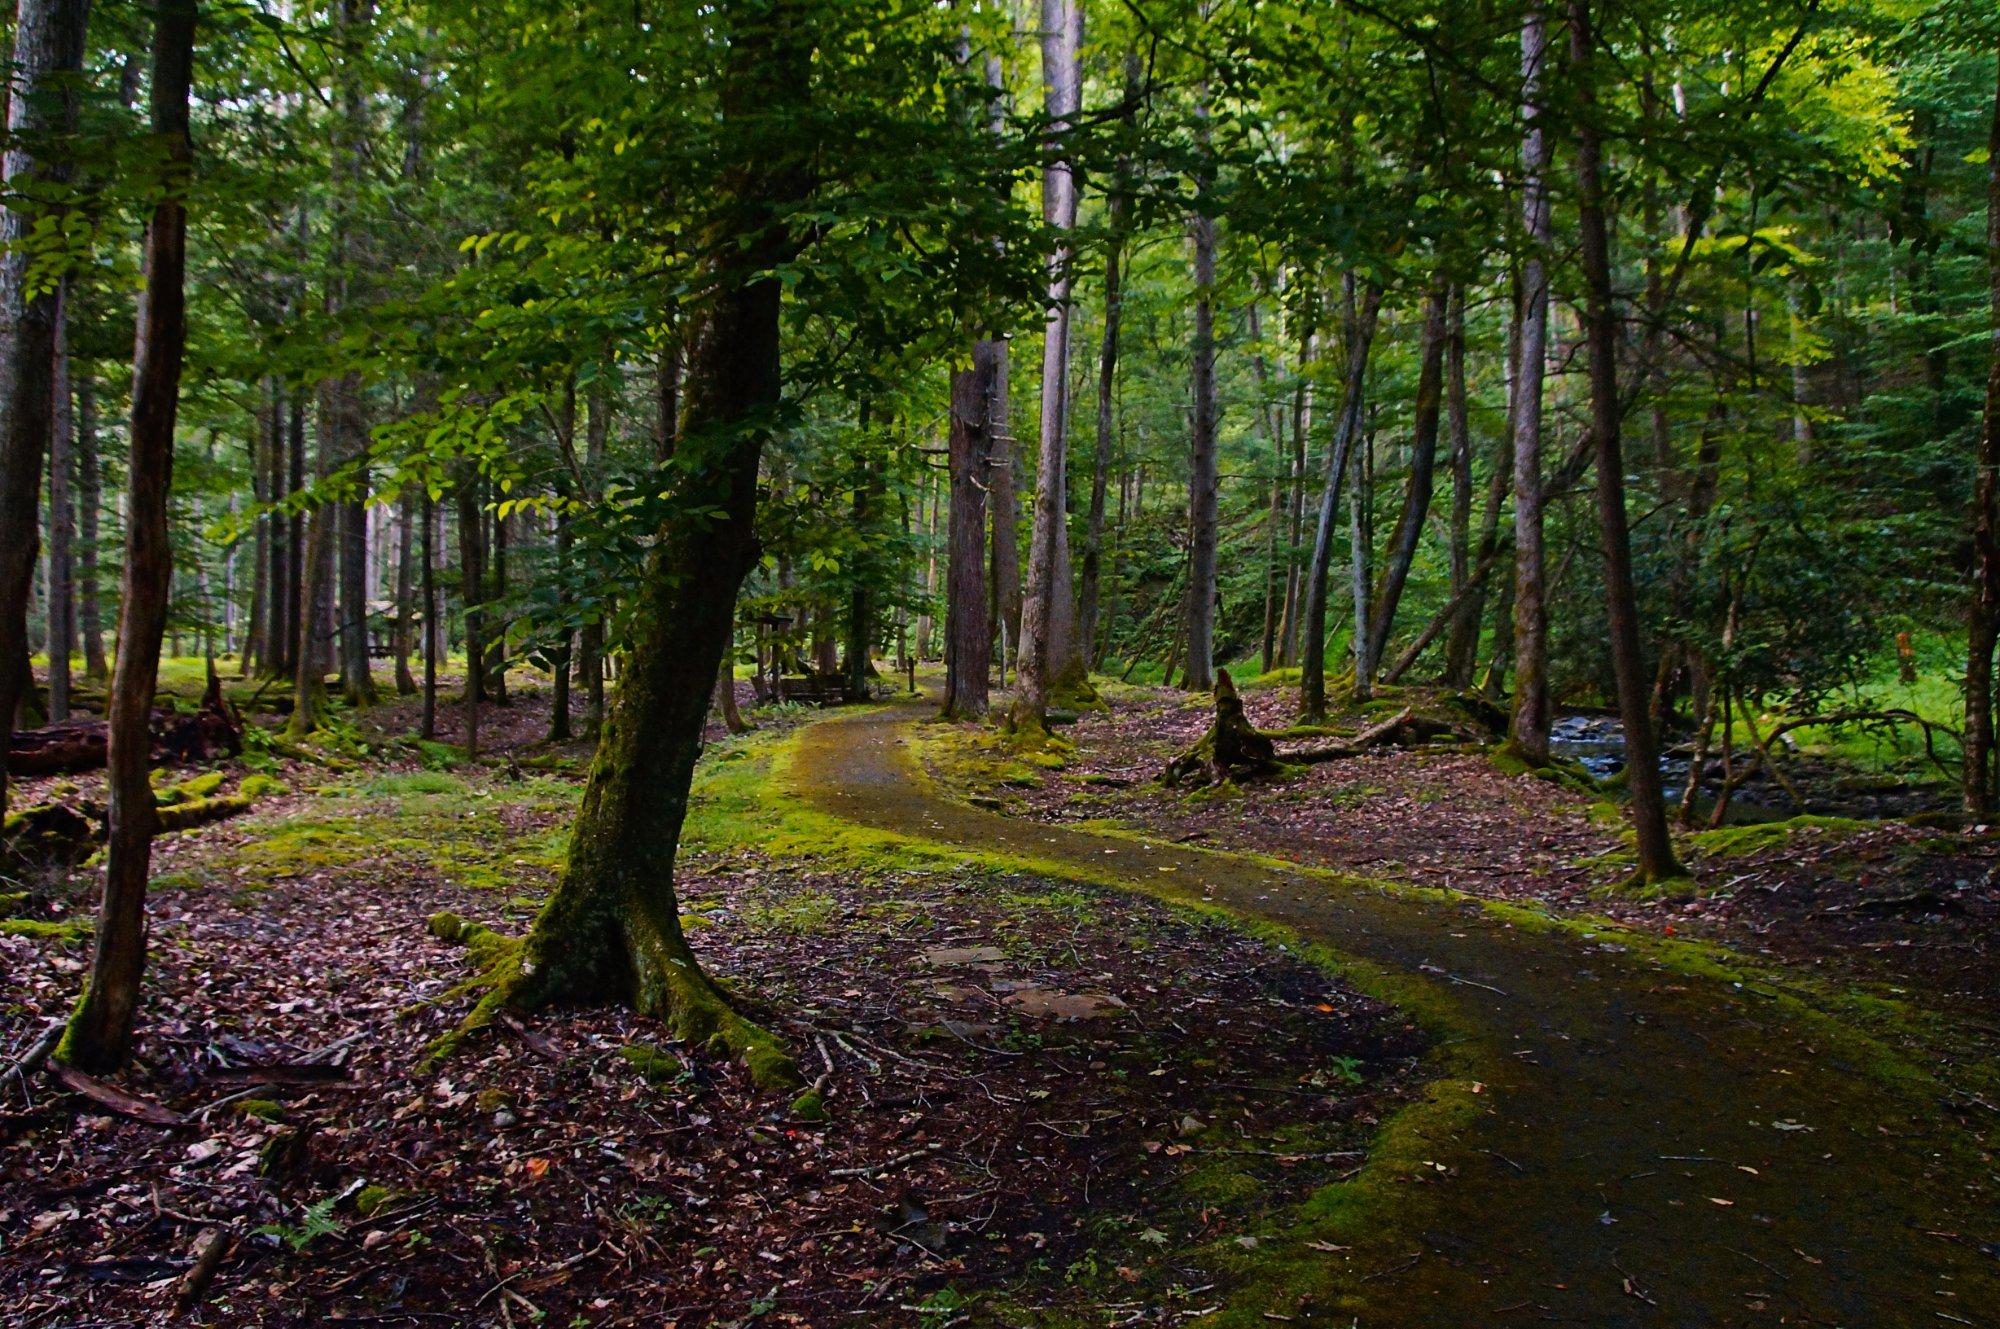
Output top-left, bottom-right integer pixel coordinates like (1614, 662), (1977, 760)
(0, 682), (1423, 1327)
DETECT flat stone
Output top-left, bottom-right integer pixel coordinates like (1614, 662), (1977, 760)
(922, 945), (1006, 967)
(1003, 987), (1127, 1019)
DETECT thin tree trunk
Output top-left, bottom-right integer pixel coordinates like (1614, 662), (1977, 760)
(1012, 0), (1083, 731)
(1184, 199), (1220, 691)
(331, 0), (376, 710)
(1509, 2), (1555, 762)
(1299, 277), (1384, 721)
(582, 382), (609, 737)
(456, 471), (485, 755)
(943, 343), (1003, 718)
(76, 371), (106, 681)
(1278, 319), (1316, 665)
(984, 53), (1022, 663)
(420, 487), (437, 740)
(61, 0), (195, 1072)
(1964, 46), (2000, 815)
(1362, 283), (1449, 680)
(1077, 51), (1139, 669)
(1442, 286), (1472, 679)
(46, 290), (74, 722)
(1572, 0), (1681, 882)
(1347, 415), (1372, 699)
(393, 486), (418, 695)
(0, 0), (91, 813)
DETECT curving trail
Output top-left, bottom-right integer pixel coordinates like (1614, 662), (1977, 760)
(792, 701), (1999, 1327)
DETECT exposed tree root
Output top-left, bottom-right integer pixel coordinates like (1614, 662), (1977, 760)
(423, 908), (800, 1090)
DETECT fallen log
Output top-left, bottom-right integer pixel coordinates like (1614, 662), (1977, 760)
(1163, 681), (1483, 786)
(7, 672), (244, 776)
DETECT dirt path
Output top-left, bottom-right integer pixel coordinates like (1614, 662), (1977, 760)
(793, 701), (2000, 1327)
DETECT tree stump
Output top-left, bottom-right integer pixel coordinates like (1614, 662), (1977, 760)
(1163, 669), (1278, 786)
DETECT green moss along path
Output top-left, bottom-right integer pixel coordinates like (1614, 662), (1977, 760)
(791, 702), (1998, 1326)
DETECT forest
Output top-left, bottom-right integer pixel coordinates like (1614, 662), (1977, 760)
(2, 0), (1999, 1323)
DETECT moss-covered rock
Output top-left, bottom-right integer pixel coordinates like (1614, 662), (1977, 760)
(239, 773), (288, 800)
(789, 1087), (829, 1122)
(619, 1043), (684, 1085)
(235, 1098), (285, 1122)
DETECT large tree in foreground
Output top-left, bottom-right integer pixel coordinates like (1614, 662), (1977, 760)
(497, 0), (816, 1083)
(438, 0), (1029, 1081)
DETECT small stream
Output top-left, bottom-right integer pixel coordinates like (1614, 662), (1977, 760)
(1546, 714), (1948, 825)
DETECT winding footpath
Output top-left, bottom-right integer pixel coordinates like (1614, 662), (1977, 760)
(793, 702), (1999, 1327)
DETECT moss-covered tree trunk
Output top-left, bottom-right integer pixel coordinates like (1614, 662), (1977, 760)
(508, 0), (809, 1087)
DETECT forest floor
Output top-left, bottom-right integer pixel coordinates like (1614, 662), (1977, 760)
(0, 672), (1428, 1327)
(916, 677), (2000, 1046)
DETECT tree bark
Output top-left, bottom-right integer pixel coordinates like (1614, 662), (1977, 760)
(1184, 158), (1221, 692)
(1442, 286), (1472, 680)
(61, 0), (195, 1073)
(581, 382), (609, 737)
(1077, 51), (1139, 670)
(393, 485), (418, 695)
(455, 469), (486, 754)
(420, 486), (437, 740)
(1362, 283), (1449, 680)
(1299, 277), (1383, 721)
(76, 371), (106, 681)
(1964, 46), (2000, 816)
(0, 0), (91, 814)
(332, 0), (377, 710)
(983, 54), (1022, 666)
(512, 0), (810, 1086)
(1571, 0), (1681, 882)
(1012, 0), (1083, 732)
(943, 342), (1003, 718)
(1508, 2), (1555, 762)
(46, 290), (74, 722)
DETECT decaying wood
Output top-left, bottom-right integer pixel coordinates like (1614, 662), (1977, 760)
(1162, 670), (1278, 786)
(1164, 680), (1490, 786)
(7, 681), (243, 776)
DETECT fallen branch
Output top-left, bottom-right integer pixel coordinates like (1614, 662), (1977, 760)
(48, 1063), (184, 1127)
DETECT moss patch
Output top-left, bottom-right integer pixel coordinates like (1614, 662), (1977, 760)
(1685, 814), (1872, 861)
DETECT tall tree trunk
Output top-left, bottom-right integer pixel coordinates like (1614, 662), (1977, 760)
(1362, 284), (1449, 680)
(1184, 118), (1221, 692)
(485, 504), (510, 703)
(1572, 0), (1681, 882)
(511, 0), (810, 1086)
(1076, 51), (1139, 670)
(420, 486), (437, 740)
(1299, 277), (1383, 721)
(1012, 0), (1083, 732)
(1441, 286), (1473, 681)
(548, 378), (577, 742)
(1966, 46), (2000, 816)
(286, 390), (307, 681)
(61, 0), (195, 1072)
(332, 0), (377, 710)
(581, 382), (609, 736)
(1278, 318), (1316, 666)
(844, 417), (879, 702)
(76, 371), (106, 681)
(1509, 2), (1555, 762)
(46, 290), (74, 722)
(1254, 303), (1284, 675)
(455, 470), (486, 754)
(242, 381), (274, 678)
(984, 53), (1022, 666)
(393, 486), (418, 695)
(1347, 414), (1373, 699)
(0, 0), (90, 813)
(943, 342), (1003, 718)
